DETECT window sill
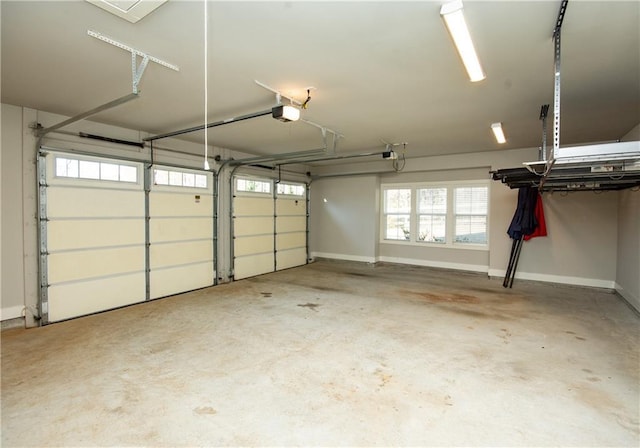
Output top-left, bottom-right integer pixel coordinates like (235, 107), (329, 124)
(380, 239), (489, 251)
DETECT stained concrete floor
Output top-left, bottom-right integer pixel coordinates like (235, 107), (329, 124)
(1, 259), (639, 447)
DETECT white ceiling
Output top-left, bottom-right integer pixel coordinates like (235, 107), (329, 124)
(2, 1), (639, 160)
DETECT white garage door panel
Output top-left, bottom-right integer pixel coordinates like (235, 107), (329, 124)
(276, 216), (306, 233)
(234, 216), (274, 236)
(276, 199), (305, 215)
(48, 219), (144, 251)
(150, 241), (213, 269)
(234, 197), (273, 216)
(48, 273), (146, 322)
(150, 262), (213, 299)
(48, 246), (145, 284)
(150, 218), (213, 242)
(235, 235), (274, 256)
(276, 232), (306, 250)
(234, 253), (274, 280)
(47, 187), (143, 218)
(149, 192), (213, 217)
(277, 248), (307, 271)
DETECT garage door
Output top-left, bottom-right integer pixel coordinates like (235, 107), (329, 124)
(232, 177), (308, 280)
(149, 166), (215, 298)
(275, 182), (308, 270)
(232, 177), (275, 280)
(41, 151), (146, 323)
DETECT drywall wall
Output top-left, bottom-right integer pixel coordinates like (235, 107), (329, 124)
(505, 192), (618, 287)
(309, 147), (621, 288)
(309, 175), (379, 262)
(616, 190), (640, 311)
(1, 103), (25, 320)
(615, 123), (640, 310)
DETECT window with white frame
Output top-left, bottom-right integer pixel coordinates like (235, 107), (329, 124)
(276, 182), (305, 197)
(153, 168), (208, 189)
(55, 156), (138, 183)
(417, 187), (447, 243)
(235, 177), (271, 194)
(382, 182), (488, 247)
(454, 186), (488, 244)
(383, 188), (411, 240)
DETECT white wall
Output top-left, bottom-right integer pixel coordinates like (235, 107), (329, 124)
(309, 147), (622, 289)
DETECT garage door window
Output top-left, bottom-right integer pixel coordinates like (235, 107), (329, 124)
(276, 182), (305, 197)
(55, 156), (138, 183)
(235, 177), (271, 195)
(154, 168), (207, 189)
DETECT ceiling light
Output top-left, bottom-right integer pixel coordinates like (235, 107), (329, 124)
(440, 0), (486, 82)
(85, 0), (168, 24)
(491, 122), (506, 144)
(272, 105), (300, 122)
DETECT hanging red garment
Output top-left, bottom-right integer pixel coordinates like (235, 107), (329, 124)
(524, 193), (547, 241)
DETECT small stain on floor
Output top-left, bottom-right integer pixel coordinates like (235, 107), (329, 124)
(297, 303), (321, 311)
(194, 406), (217, 415)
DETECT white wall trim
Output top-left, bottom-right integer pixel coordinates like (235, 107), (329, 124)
(488, 269), (616, 290)
(615, 282), (640, 313)
(378, 256), (488, 273)
(1, 305), (25, 321)
(310, 252), (376, 264)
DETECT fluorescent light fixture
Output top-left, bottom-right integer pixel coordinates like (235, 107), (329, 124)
(440, 0), (486, 82)
(491, 122), (506, 144)
(272, 105), (300, 122)
(86, 0), (168, 24)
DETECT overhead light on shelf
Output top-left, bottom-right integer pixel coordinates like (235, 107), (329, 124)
(440, 0), (486, 82)
(491, 122), (507, 144)
(272, 105), (300, 122)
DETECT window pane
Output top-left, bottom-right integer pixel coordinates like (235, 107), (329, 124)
(418, 215), (446, 243)
(120, 165), (137, 183)
(56, 158), (78, 178)
(183, 173), (195, 187)
(100, 163), (119, 181)
(277, 183), (305, 196)
(385, 189), (411, 213)
(169, 171), (182, 186)
(195, 174), (207, 188)
(79, 160), (100, 179)
(236, 178), (271, 193)
(455, 187), (487, 214)
(385, 214), (410, 240)
(154, 169), (169, 185)
(418, 188), (447, 214)
(455, 216), (487, 244)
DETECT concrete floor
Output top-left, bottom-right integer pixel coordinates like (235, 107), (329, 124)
(1, 259), (639, 447)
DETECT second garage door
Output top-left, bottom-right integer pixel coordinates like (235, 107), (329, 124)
(232, 176), (308, 280)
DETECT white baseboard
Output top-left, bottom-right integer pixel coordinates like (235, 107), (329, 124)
(1, 305), (25, 321)
(378, 256), (488, 273)
(310, 252), (376, 264)
(615, 282), (640, 313)
(488, 269), (616, 290)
